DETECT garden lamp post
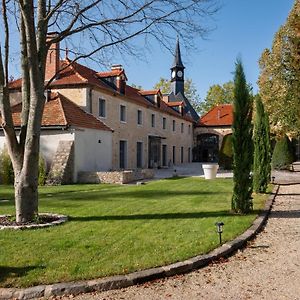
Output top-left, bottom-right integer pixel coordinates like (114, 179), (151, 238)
(215, 222), (224, 245)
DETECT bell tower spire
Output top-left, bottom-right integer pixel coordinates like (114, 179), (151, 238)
(171, 38), (185, 95)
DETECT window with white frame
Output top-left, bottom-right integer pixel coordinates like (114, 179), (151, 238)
(163, 117), (166, 129)
(151, 114), (155, 128)
(120, 105), (126, 122)
(137, 109), (142, 125)
(98, 98), (106, 117)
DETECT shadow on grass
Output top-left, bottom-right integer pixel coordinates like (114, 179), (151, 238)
(69, 210), (260, 222)
(0, 265), (45, 283)
(40, 190), (231, 203)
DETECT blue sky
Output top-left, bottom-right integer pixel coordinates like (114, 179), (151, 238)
(117, 0), (295, 100)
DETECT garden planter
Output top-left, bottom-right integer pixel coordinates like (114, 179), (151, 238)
(202, 163), (219, 179)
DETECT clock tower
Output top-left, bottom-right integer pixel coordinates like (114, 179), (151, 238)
(171, 38), (185, 96)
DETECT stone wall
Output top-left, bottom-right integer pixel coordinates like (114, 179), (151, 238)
(46, 140), (74, 185)
(78, 169), (155, 184)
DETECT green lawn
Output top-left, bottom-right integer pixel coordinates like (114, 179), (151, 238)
(0, 177), (268, 288)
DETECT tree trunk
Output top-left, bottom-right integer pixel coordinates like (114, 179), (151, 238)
(15, 172), (38, 223)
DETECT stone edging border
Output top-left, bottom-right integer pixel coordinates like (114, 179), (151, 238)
(0, 213), (68, 230)
(0, 185), (279, 300)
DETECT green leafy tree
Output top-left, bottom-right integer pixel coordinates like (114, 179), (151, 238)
(253, 96), (271, 193)
(154, 77), (202, 113)
(200, 81), (234, 114)
(258, 1), (300, 137)
(271, 135), (295, 170)
(231, 60), (253, 214)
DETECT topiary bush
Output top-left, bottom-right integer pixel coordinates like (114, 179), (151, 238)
(271, 135), (295, 170)
(0, 147), (14, 185)
(219, 134), (233, 170)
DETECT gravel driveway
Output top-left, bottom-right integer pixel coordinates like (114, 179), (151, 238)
(67, 171), (300, 300)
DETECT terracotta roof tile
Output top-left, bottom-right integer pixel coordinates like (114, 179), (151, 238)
(1, 93), (112, 131)
(96, 69), (124, 77)
(198, 104), (233, 126)
(167, 101), (184, 107)
(139, 89), (160, 96)
(8, 60), (193, 123)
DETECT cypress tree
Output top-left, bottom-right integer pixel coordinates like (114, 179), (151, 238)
(253, 96), (271, 193)
(231, 60), (253, 214)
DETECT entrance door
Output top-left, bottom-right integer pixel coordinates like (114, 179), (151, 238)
(148, 136), (161, 168)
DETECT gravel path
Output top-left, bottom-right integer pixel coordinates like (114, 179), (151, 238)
(67, 171), (300, 300)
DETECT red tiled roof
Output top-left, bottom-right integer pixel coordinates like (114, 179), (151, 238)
(139, 89), (160, 96)
(96, 69), (124, 77)
(9, 60), (194, 123)
(198, 104), (233, 126)
(167, 101), (184, 107)
(1, 93), (112, 131)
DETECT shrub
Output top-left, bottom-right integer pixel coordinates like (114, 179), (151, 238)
(38, 156), (47, 186)
(0, 147), (14, 185)
(271, 135), (294, 170)
(219, 134), (233, 170)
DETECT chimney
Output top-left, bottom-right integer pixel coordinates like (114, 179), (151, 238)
(111, 65), (126, 94)
(45, 33), (60, 81)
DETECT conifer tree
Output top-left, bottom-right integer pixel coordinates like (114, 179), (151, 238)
(253, 96), (271, 193)
(231, 60), (253, 213)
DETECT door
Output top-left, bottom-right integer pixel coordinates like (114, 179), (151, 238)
(148, 136), (161, 168)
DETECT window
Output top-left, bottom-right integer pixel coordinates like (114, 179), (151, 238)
(172, 146), (176, 164)
(162, 144), (167, 166)
(119, 140), (127, 169)
(137, 110), (142, 125)
(188, 124), (191, 134)
(120, 105), (126, 122)
(181, 123), (184, 133)
(136, 142), (143, 168)
(181, 147), (184, 163)
(172, 120), (176, 131)
(151, 114), (155, 128)
(163, 117), (166, 130)
(98, 98), (106, 117)
(188, 147), (191, 163)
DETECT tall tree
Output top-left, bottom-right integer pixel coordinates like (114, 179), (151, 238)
(154, 77), (202, 113)
(200, 81), (234, 115)
(0, 0), (219, 223)
(253, 95), (271, 193)
(258, 1), (300, 137)
(231, 59), (253, 214)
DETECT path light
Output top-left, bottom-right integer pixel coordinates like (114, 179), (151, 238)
(272, 176), (275, 184)
(215, 222), (224, 245)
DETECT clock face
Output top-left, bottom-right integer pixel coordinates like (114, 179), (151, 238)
(177, 70), (183, 78)
(171, 71), (176, 78)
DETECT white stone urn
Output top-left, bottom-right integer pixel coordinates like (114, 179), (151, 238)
(202, 163), (219, 179)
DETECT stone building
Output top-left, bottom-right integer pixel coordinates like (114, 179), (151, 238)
(2, 39), (200, 182)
